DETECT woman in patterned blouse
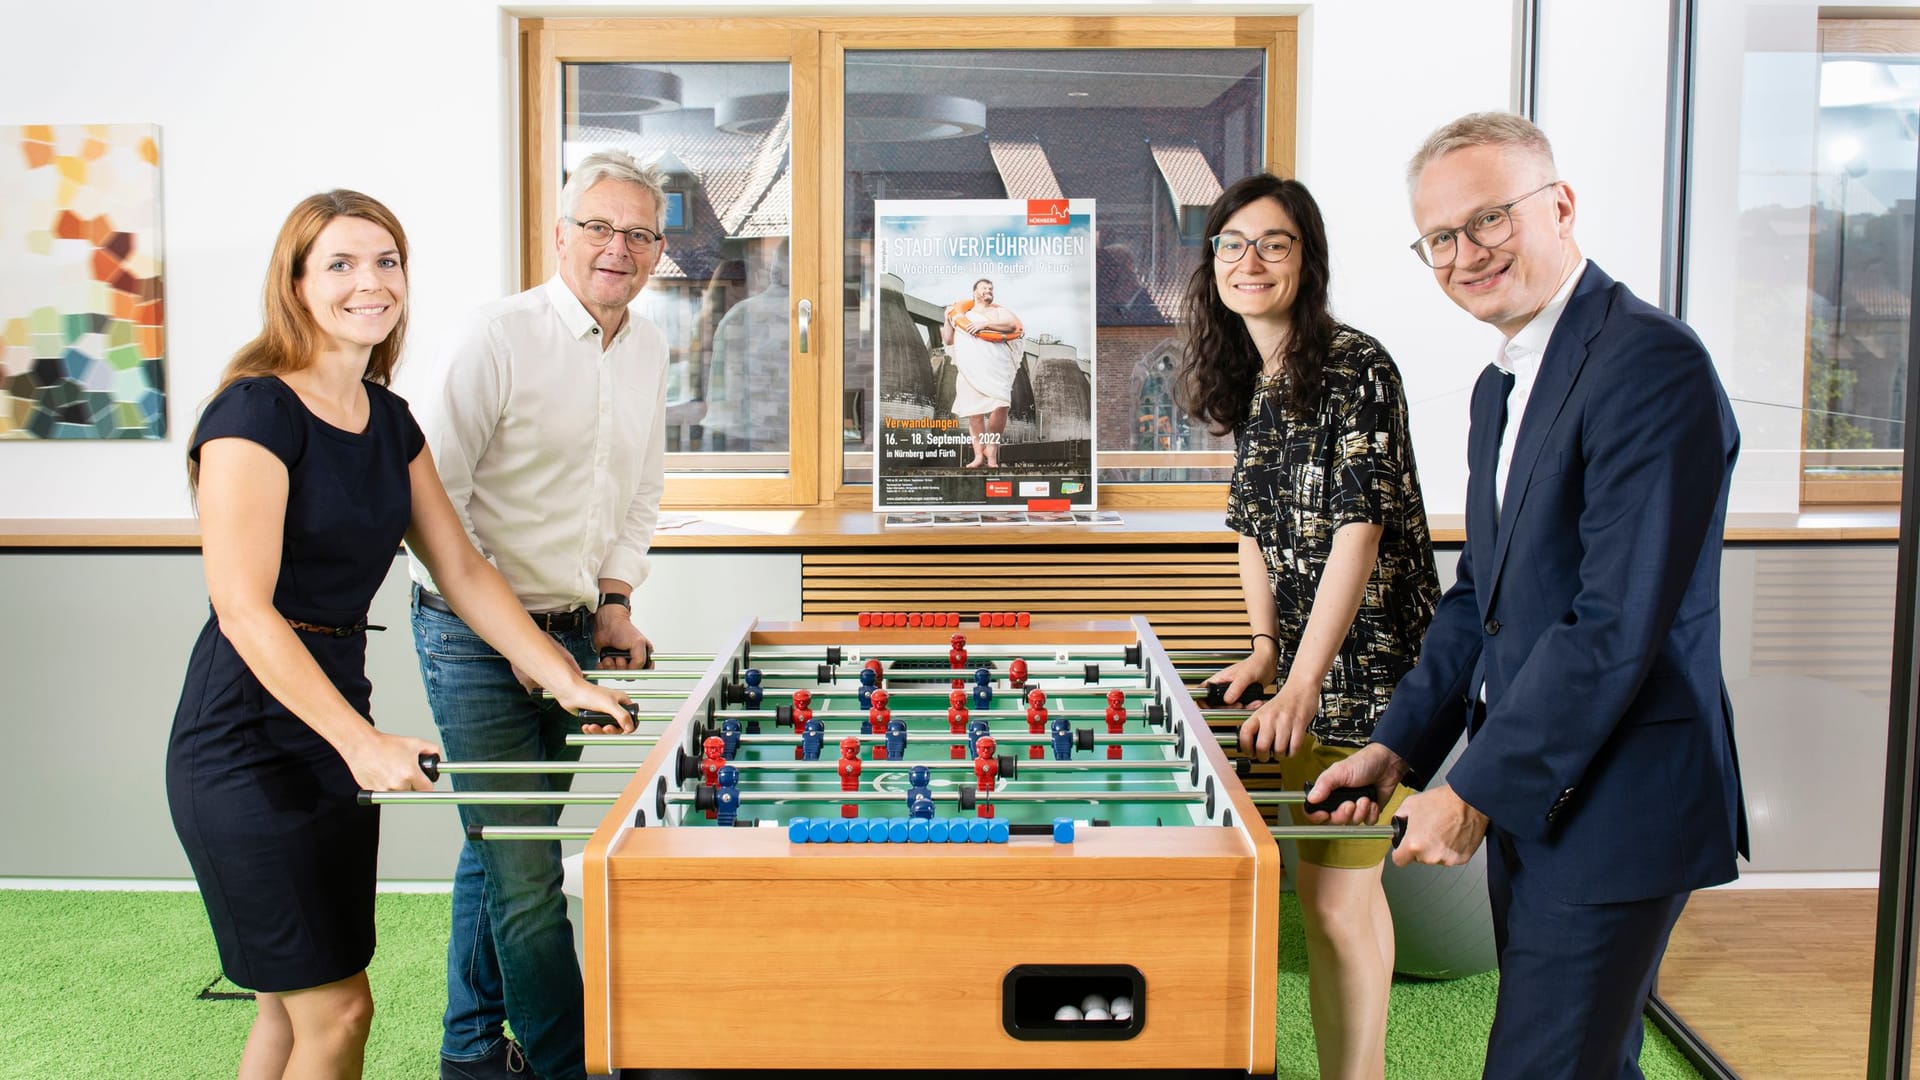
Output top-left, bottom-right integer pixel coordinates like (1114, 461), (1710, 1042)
(1178, 173), (1440, 1080)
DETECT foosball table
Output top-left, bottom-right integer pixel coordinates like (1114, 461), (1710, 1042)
(370, 615), (1395, 1077)
(577, 616), (1279, 1075)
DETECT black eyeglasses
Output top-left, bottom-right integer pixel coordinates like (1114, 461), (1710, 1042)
(1210, 231), (1297, 265)
(565, 217), (664, 252)
(1409, 182), (1560, 268)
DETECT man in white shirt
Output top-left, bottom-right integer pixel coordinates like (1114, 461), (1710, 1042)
(407, 149), (669, 1080)
(1310, 113), (1745, 1080)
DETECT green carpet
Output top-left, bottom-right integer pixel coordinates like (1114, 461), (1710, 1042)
(0, 889), (1701, 1079)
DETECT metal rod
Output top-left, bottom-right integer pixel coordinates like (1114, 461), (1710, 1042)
(715, 759), (1190, 774)
(363, 791), (617, 805)
(468, 826), (597, 841)
(433, 760), (648, 774)
(735, 663), (1136, 679)
(714, 707), (1145, 721)
(1246, 791), (1355, 806)
(801, 683), (1152, 699)
(574, 670), (716, 681)
(670, 789), (1203, 805)
(1269, 825), (1397, 841)
(666, 731), (1186, 746)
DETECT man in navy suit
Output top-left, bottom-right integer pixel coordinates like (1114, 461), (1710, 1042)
(1310, 112), (1747, 1079)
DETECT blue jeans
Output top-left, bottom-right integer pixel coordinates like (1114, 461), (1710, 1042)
(411, 585), (594, 1080)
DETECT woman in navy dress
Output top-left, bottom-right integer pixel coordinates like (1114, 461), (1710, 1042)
(168, 191), (636, 1080)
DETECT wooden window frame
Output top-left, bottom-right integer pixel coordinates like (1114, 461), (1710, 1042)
(519, 16), (1298, 510)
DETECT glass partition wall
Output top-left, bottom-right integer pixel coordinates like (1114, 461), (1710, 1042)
(1657, 5), (1915, 1077)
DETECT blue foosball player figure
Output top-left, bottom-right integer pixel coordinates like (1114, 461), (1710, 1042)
(907, 766), (935, 820)
(966, 715), (990, 759)
(971, 679), (993, 709)
(858, 667), (878, 710)
(1050, 713), (1074, 760)
(742, 667), (764, 709)
(885, 716), (908, 760)
(715, 765), (741, 827)
(721, 717), (743, 758)
(801, 716), (826, 760)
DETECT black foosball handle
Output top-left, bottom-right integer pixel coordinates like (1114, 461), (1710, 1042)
(1392, 815), (1407, 849)
(417, 752), (441, 782)
(1204, 681), (1227, 708)
(579, 702), (641, 724)
(1301, 783), (1380, 816)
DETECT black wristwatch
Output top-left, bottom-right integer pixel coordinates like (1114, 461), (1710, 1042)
(598, 592), (631, 610)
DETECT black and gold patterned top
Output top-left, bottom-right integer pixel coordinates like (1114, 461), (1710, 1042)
(1225, 325), (1440, 747)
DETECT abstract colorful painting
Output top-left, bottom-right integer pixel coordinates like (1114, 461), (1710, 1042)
(1, 124), (166, 439)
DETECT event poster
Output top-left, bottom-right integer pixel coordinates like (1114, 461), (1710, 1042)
(872, 198), (1096, 512)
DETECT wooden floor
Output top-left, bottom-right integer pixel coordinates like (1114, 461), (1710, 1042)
(1657, 889), (1877, 1078)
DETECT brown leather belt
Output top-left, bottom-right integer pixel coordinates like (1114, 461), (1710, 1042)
(417, 589), (591, 634)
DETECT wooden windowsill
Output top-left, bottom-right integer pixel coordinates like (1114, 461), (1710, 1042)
(0, 506), (1898, 550)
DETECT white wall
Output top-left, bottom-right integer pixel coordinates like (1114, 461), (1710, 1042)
(0, 0), (1700, 519)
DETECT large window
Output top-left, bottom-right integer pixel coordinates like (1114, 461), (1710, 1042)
(1684, 8), (1912, 508)
(521, 18), (1297, 507)
(1801, 19), (1914, 503)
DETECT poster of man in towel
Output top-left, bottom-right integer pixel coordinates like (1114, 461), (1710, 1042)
(872, 198), (1097, 512)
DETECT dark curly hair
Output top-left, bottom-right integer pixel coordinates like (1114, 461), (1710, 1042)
(1176, 173), (1335, 434)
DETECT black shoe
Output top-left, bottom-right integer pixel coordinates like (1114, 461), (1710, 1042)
(440, 1037), (530, 1079)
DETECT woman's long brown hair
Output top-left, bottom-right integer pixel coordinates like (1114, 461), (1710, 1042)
(188, 190), (409, 489)
(1175, 173), (1335, 435)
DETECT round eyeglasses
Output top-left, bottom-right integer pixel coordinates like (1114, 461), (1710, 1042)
(566, 216), (664, 253)
(1409, 182), (1559, 269)
(1210, 231), (1297, 265)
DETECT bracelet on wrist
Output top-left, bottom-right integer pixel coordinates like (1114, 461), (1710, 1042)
(1250, 632), (1279, 652)
(598, 592), (631, 610)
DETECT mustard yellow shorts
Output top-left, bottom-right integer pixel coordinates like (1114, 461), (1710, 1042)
(1272, 736), (1411, 869)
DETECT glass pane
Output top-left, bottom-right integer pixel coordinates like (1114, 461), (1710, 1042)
(1806, 51), (1914, 476)
(840, 49), (1266, 485)
(1669, 9), (1906, 1071)
(563, 61), (793, 472)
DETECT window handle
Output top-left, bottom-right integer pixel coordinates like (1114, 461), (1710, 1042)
(797, 298), (812, 354)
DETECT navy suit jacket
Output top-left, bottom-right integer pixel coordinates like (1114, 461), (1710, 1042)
(1373, 263), (1748, 905)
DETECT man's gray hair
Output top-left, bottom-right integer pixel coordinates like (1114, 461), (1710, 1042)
(559, 149), (669, 227)
(1406, 112), (1557, 194)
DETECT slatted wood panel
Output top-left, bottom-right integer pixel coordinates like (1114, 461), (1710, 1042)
(801, 547), (1249, 652)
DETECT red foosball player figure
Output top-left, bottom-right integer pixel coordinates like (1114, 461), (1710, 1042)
(947, 689), (969, 760)
(868, 688), (891, 760)
(949, 633), (970, 689)
(1025, 687), (1048, 760)
(1008, 657), (1028, 690)
(837, 735), (863, 818)
(973, 735), (999, 818)
(699, 735), (727, 818)
(1104, 688), (1127, 760)
(792, 690), (814, 760)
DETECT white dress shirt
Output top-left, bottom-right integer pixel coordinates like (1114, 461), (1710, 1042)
(1493, 260), (1587, 513)
(409, 275), (669, 611)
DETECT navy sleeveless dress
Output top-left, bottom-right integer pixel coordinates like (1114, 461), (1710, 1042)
(167, 375), (424, 993)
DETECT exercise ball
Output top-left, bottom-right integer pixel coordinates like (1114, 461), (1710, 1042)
(1383, 735), (1496, 979)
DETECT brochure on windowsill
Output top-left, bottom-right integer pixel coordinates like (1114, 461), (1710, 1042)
(881, 509), (1124, 528)
(656, 513), (700, 530)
